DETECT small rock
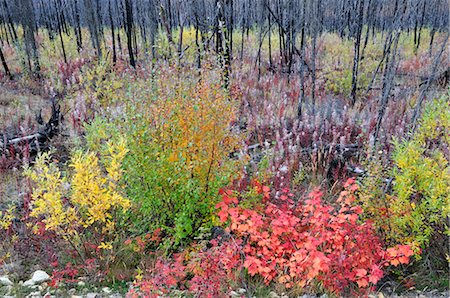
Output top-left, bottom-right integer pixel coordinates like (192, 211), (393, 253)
(238, 288), (247, 294)
(77, 281), (86, 287)
(230, 291), (240, 298)
(26, 291), (42, 298)
(67, 288), (76, 295)
(31, 270), (50, 284)
(0, 276), (13, 286)
(102, 287), (112, 294)
(269, 292), (280, 298)
(23, 279), (35, 287)
(71, 295), (83, 298)
(86, 293), (99, 298)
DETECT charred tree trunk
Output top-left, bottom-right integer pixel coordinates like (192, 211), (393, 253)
(124, 0), (136, 67)
(0, 43), (11, 79)
(109, 0), (117, 64)
(19, 0), (40, 77)
(85, 0), (102, 60)
(73, 0), (82, 52)
(350, 0), (365, 106)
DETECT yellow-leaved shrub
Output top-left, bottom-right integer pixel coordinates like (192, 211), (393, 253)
(25, 139), (130, 251)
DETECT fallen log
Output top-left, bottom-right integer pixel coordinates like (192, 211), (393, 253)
(0, 100), (61, 159)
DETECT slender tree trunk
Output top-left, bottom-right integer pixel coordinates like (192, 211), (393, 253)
(73, 0), (83, 51)
(124, 0), (136, 67)
(297, 2), (306, 118)
(19, 0), (40, 76)
(85, 0), (102, 60)
(0, 44), (12, 79)
(109, 0), (117, 64)
(56, 0), (67, 64)
(350, 0), (365, 106)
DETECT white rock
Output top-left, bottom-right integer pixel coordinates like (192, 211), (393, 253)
(71, 295), (83, 298)
(238, 288), (247, 294)
(26, 291), (41, 298)
(77, 281), (86, 287)
(230, 291), (240, 298)
(86, 293), (99, 298)
(0, 276), (13, 286)
(31, 270), (50, 284)
(269, 292), (280, 298)
(23, 279), (35, 287)
(102, 287), (112, 294)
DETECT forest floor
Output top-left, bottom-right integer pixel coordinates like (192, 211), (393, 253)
(0, 80), (448, 298)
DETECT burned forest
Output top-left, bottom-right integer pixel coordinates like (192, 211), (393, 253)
(0, 0), (449, 297)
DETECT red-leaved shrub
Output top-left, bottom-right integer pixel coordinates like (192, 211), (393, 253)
(129, 179), (413, 297)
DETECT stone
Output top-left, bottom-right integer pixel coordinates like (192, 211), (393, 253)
(0, 276), (13, 286)
(23, 279), (35, 287)
(77, 281), (86, 287)
(269, 292), (280, 298)
(102, 287), (112, 294)
(31, 270), (50, 284)
(230, 291), (240, 298)
(71, 295), (83, 298)
(86, 293), (100, 298)
(238, 288), (247, 294)
(67, 288), (76, 295)
(26, 291), (42, 298)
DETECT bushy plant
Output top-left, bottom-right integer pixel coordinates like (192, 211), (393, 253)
(24, 139), (131, 281)
(392, 97), (449, 247)
(130, 180), (413, 297)
(84, 68), (245, 246)
(0, 204), (18, 265)
(359, 96), (449, 258)
(216, 179), (413, 296)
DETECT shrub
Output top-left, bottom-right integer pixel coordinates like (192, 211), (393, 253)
(391, 97), (449, 248)
(85, 68), (245, 246)
(358, 96), (449, 258)
(24, 139), (132, 282)
(216, 179), (413, 296)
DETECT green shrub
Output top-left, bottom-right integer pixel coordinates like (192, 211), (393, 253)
(85, 69), (244, 247)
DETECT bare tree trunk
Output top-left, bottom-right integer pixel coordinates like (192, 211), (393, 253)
(311, 0), (321, 113)
(109, 0), (117, 64)
(0, 43), (11, 79)
(19, 0), (40, 77)
(372, 30), (400, 144)
(73, 0), (83, 52)
(415, 0), (427, 53)
(85, 0), (102, 60)
(55, 0), (67, 64)
(124, 0), (136, 67)
(297, 1), (306, 118)
(350, 0), (365, 106)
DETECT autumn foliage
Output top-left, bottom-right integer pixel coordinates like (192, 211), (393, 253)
(130, 179), (413, 297)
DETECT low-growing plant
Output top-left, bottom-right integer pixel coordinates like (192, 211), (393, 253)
(216, 179), (414, 296)
(130, 179), (414, 297)
(24, 139), (133, 282)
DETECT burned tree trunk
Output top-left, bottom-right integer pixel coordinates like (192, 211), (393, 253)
(109, 0), (117, 64)
(124, 0), (136, 67)
(0, 43), (11, 79)
(350, 0), (365, 106)
(18, 0), (40, 76)
(85, 0), (102, 60)
(1, 101), (61, 160)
